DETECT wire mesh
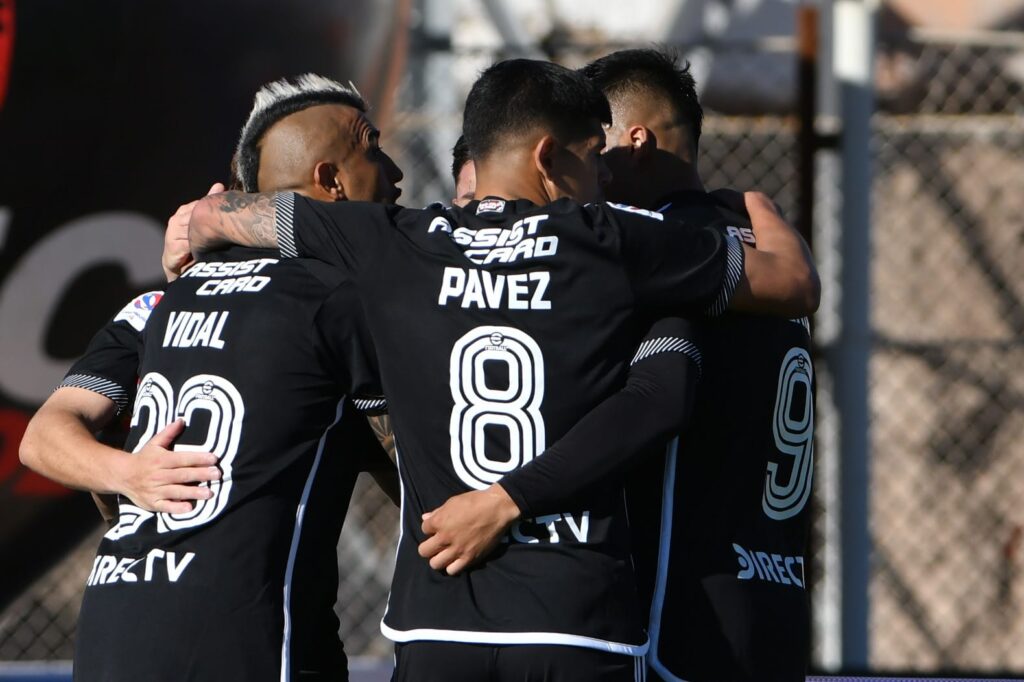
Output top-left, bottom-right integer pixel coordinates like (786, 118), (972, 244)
(1, 33), (1021, 677)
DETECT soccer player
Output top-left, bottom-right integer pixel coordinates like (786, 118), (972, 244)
(186, 58), (818, 681)
(586, 49), (816, 682)
(421, 51), (817, 682)
(21, 74), (403, 681)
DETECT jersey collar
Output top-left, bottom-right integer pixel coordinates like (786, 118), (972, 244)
(461, 196), (541, 222)
(653, 189), (718, 214)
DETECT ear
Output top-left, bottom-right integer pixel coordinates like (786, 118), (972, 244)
(532, 135), (558, 182)
(628, 125), (655, 159)
(313, 161), (346, 201)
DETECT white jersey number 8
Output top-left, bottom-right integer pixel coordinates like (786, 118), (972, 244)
(762, 347), (814, 520)
(449, 326), (546, 490)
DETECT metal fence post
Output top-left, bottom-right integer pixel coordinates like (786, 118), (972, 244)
(832, 0), (878, 669)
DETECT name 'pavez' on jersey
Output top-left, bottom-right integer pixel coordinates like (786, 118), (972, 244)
(271, 193), (744, 654)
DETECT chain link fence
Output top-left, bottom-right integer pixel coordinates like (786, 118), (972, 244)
(869, 36), (1024, 671)
(2, 31), (1022, 676)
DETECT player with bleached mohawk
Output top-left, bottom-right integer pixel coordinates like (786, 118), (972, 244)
(233, 73), (402, 203)
(28, 71), (405, 681)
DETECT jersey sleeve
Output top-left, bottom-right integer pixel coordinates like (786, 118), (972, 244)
(56, 291), (161, 415)
(498, 316), (703, 518)
(312, 282), (384, 399)
(603, 203), (745, 316)
(273, 193), (387, 275)
(332, 399), (395, 474)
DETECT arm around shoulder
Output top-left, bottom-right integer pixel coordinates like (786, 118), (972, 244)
(728, 192), (820, 318)
(188, 191), (282, 254)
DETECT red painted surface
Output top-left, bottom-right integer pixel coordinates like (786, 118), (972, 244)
(0, 0), (12, 110)
(0, 407), (71, 497)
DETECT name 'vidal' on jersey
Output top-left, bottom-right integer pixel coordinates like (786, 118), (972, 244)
(73, 247), (380, 682)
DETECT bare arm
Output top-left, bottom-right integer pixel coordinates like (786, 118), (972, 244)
(20, 389), (220, 514)
(729, 191), (821, 317)
(366, 415), (401, 506)
(367, 415), (396, 463)
(188, 191), (280, 253)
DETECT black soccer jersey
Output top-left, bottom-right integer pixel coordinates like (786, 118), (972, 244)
(272, 194), (745, 653)
(72, 248), (382, 682)
(58, 290), (157, 415)
(627, 191), (814, 682)
(497, 314), (703, 520)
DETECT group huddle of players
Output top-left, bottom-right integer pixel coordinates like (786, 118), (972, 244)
(20, 49), (819, 682)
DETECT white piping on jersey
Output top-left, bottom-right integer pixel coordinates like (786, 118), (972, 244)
(657, 200), (745, 319)
(279, 398), (346, 682)
(646, 438), (691, 682)
(706, 234), (745, 317)
(630, 337), (702, 377)
(58, 374), (129, 415)
(381, 442), (649, 656)
(275, 192), (299, 259)
(379, 439), (406, 630)
(380, 621), (649, 656)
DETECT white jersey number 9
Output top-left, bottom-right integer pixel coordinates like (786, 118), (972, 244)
(762, 347), (814, 520)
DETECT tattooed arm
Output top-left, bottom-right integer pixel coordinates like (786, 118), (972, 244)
(189, 191), (280, 253)
(368, 415), (396, 463)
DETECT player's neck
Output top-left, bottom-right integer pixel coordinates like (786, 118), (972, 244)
(641, 164), (704, 208)
(473, 158), (550, 206)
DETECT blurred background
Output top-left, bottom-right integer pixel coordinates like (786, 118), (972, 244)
(0, 0), (1022, 678)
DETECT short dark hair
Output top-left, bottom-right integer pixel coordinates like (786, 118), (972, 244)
(451, 134), (471, 185)
(463, 59), (611, 160)
(235, 74), (367, 192)
(582, 48), (703, 150)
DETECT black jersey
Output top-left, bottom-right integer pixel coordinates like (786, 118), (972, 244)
(72, 248), (382, 682)
(57, 290), (157, 416)
(273, 194), (744, 653)
(626, 191), (814, 682)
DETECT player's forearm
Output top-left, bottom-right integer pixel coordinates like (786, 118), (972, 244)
(367, 415), (397, 463)
(189, 191), (281, 253)
(500, 354), (696, 518)
(731, 194), (820, 317)
(20, 405), (132, 495)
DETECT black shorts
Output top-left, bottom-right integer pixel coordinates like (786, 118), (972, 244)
(392, 641), (645, 682)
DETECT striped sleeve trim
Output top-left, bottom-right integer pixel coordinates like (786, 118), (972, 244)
(352, 397), (388, 412)
(630, 337), (702, 377)
(274, 192), (299, 258)
(57, 374), (130, 414)
(706, 233), (745, 317)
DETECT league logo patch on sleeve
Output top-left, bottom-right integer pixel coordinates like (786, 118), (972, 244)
(114, 291), (164, 331)
(606, 202), (665, 221)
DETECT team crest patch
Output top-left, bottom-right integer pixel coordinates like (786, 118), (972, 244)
(606, 202), (664, 221)
(114, 291), (163, 332)
(476, 199), (506, 214)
